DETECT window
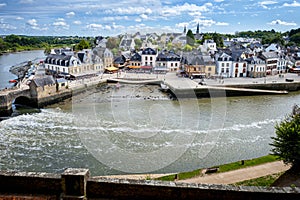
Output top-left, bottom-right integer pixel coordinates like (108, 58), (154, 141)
(226, 63), (229, 67)
(226, 68), (229, 73)
(145, 56), (148, 60)
(222, 63), (224, 67)
(150, 57), (153, 61)
(208, 67), (211, 71)
(221, 68), (224, 73)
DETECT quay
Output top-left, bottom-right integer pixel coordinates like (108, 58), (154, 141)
(2, 71), (300, 116)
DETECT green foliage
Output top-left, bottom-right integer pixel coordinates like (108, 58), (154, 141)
(217, 155), (278, 173)
(186, 29), (195, 46)
(106, 37), (120, 49)
(271, 105), (300, 167)
(75, 39), (90, 51)
(290, 33), (300, 45)
(183, 44), (193, 51)
(233, 172), (283, 186)
(134, 38), (142, 50)
(156, 155), (278, 181)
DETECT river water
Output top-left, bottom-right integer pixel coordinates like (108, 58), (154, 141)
(0, 50), (45, 89)
(0, 51), (299, 176)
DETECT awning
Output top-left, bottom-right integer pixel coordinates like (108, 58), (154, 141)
(141, 66), (153, 69)
(105, 66), (119, 71)
(128, 65), (141, 69)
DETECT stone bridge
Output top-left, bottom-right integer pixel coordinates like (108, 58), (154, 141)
(0, 86), (35, 116)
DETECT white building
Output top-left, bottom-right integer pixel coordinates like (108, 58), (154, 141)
(141, 47), (157, 67)
(215, 52), (233, 77)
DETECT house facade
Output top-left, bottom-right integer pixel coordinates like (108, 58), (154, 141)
(156, 50), (181, 72)
(215, 52), (233, 77)
(141, 47), (157, 67)
(245, 56), (266, 78)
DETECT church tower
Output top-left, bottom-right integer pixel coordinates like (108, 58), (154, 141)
(183, 26), (186, 34)
(196, 23), (199, 34)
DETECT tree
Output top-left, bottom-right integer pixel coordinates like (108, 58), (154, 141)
(76, 39), (90, 51)
(270, 105), (300, 168)
(186, 29), (195, 46)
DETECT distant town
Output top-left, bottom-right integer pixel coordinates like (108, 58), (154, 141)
(1, 27), (300, 83)
(32, 26), (300, 81)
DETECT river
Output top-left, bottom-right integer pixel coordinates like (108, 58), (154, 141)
(0, 50), (45, 89)
(0, 51), (299, 176)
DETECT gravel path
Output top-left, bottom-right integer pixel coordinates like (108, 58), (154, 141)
(177, 161), (290, 185)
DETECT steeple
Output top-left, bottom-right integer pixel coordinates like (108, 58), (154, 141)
(183, 26), (186, 34)
(196, 23), (199, 34)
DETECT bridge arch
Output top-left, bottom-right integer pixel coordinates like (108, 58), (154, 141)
(14, 95), (36, 107)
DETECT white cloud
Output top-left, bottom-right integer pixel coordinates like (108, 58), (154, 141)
(135, 18), (142, 22)
(102, 16), (129, 21)
(27, 19), (38, 26)
(0, 3), (6, 7)
(87, 23), (103, 30)
(216, 22), (229, 26)
(0, 20), (17, 30)
(214, 0), (224, 2)
(140, 14), (148, 20)
(259, 1), (278, 9)
(16, 16), (24, 20)
(53, 19), (69, 29)
(283, 1), (300, 7)
(66, 12), (75, 17)
(268, 19), (297, 26)
(175, 22), (189, 28)
(73, 20), (82, 25)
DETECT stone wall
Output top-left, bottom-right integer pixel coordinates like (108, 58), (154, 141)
(0, 168), (299, 200)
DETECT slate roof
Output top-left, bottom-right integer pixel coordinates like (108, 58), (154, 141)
(245, 56), (265, 64)
(142, 47), (156, 55)
(44, 54), (73, 66)
(130, 52), (142, 61)
(156, 50), (180, 61)
(32, 76), (55, 87)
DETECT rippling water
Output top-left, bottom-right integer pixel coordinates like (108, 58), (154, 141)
(0, 84), (299, 175)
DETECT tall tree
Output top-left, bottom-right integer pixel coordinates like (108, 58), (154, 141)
(270, 105), (300, 169)
(186, 29), (195, 46)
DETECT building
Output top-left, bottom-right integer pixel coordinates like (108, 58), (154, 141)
(182, 51), (205, 78)
(44, 49), (103, 79)
(245, 56), (266, 78)
(215, 52), (233, 77)
(259, 52), (279, 75)
(44, 53), (81, 76)
(141, 47), (157, 67)
(156, 50), (181, 72)
(202, 55), (216, 78)
(93, 47), (114, 68)
(129, 52), (142, 67)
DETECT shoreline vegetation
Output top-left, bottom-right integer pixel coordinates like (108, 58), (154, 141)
(155, 155), (279, 184)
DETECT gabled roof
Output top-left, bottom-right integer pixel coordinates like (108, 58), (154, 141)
(245, 56), (265, 64)
(142, 47), (156, 55)
(130, 52), (142, 61)
(260, 51), (278, 59)
(32, 76), (55, 87)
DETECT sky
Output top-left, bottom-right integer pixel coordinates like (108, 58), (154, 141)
(0, 0), (299, 36)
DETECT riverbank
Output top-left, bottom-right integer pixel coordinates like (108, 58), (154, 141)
(96, 155), (290, 186)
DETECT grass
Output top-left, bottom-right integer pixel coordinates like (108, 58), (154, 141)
(232, 172), (284, 187)
(217, 155), (278, 173)
(156, 155), (279, 181)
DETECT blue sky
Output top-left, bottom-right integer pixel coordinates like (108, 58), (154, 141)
(0, 0), (299, 36)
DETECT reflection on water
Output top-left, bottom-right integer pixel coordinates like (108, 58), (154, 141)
(0, 84), (299, 175)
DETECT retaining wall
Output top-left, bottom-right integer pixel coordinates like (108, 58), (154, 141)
(0, 168), (299, 200)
